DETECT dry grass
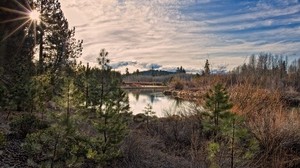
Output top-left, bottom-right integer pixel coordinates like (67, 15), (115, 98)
(230, 84), (300, 167)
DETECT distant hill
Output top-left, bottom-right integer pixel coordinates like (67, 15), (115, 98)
(131, 70), (176, 76)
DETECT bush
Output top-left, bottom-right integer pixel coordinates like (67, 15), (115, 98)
(230, 85), (300, 167)
(24, 125), (88, 168)
(9, 114), (49, 139)
(174, 81), (184, 90)
(133, 113), (146, 123)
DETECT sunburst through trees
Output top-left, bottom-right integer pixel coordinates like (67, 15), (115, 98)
(0, 0), (83, 111)
(0, 0), (42, 44)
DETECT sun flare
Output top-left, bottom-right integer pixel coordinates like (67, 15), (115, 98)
(29, 10), (40, 23)
(0, 0), (44, 42)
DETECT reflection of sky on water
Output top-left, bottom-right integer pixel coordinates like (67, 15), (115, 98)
(127, 91), (195, 117)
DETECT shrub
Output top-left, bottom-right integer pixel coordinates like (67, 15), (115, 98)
(24, 124), (88, 168)
(133, 113), (146, 123)
(174, 81), (184, 90)
(170, 77), (184, 90)
(230, 85), (300, 167)
(9, 114), (49, 138)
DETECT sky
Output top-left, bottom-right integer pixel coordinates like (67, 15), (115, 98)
(60, 0), (300, 73)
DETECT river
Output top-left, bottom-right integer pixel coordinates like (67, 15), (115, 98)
(124, 88), (198, 117)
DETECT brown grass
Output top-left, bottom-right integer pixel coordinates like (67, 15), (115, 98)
(230, 84), (300, 167)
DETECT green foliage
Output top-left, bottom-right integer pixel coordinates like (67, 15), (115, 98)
(202, 83), (259, 167)
(0, 1), (130, 167)
(89, 88), (129, 165)
(0, 0), (35, 111)
(71, 64), (88, 107)
(143, 104), (155, 117)
(203, 83), (233, 138)
(133, 113), (147, 123)
(85, 69), (122, 108)
(207, 142), (220, 168)
(65, 51), (130, 166)
(1, 0), (82, 111)
(35, 0), (82, 74)
(87, 69), (105, 107)
(31, 74), (53, 110)
(9, 114), (48, 138)
(242, 138), (259, 160)
(24, 119), (88, 168)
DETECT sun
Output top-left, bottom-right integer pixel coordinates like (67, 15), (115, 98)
(0, 0), (43, 42)
(29, 10), (40, 23)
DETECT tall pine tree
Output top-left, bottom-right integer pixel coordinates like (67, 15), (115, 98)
(0, 0), (35, 111)
(84, 50), (130, 166)
(29, 0), (82, 112)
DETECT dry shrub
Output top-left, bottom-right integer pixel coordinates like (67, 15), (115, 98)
(116, 130), (191, 168)
(190, 129), (209, 168)
(169, 77), (185, 90)
(147, 116), (193, 149)
(230, 84), (300, 167)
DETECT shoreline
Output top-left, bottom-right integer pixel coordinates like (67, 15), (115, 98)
(163, 89), (205, 103)
(121, 85), (169, 90)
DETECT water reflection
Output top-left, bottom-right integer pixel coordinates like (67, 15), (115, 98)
(125, 89), (195, 117)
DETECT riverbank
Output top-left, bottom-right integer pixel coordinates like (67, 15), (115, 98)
(121, 85), (169, 89)
(163, 88), (206, 103)
(164, 87), (300, 107)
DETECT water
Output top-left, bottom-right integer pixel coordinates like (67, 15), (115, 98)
(125, 88), (197, 117)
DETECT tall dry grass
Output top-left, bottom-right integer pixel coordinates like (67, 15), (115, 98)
(230, 84), (300, 167)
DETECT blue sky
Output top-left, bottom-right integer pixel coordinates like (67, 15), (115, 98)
(60, 0), (300, 73)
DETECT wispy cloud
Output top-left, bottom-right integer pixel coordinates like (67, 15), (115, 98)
(60, 0), (300, 73)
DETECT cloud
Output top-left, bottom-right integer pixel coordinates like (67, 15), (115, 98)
(139, 63), (162, 70)
(110, 61), (137, 69)
(60, 0), (300, 72)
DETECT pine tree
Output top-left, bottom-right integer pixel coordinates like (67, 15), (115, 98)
(20, 0), (83, 115)
(24, 114), (89, 168)
(34, 0), (83, 97)
(98, 49), (110, 70)
(125, 68), (129, 76)
(0, 0), (36, 111)
(203, 83), (233, 139)
(176, 66), (186, 73)
(203, 84), (253, 167)
(84, 50), (129, 165)
(204, 59), (210, 75)
(88, 79), (129, 166)
(143, 103), (156, 126)
(71, 63), (88, 109)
